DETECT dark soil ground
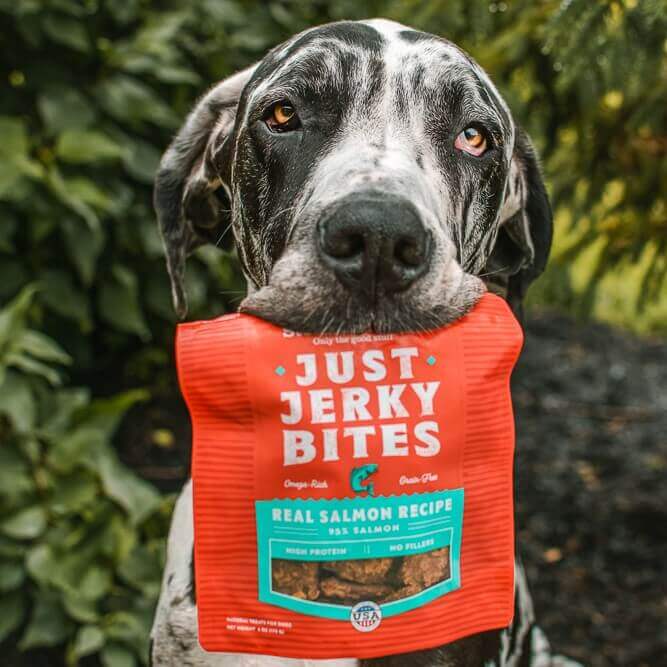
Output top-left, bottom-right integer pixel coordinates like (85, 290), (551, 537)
(118, 310), (667, 667)
(512, 312), (667, 667)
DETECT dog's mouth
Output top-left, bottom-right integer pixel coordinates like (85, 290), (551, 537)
(238, 276), (487, 335)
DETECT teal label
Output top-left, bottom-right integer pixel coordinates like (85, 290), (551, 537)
(255, 490), (463, 620)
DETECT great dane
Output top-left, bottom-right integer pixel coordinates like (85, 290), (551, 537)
(151, 19), (581, 667)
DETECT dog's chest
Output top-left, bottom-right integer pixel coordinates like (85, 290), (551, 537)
(207, 658), (358, 667)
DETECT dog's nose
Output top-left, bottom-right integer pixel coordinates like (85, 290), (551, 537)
(317, 195), (431, 296)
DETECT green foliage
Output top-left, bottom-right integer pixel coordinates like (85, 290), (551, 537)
(0, 0), (664, 664)
(0, 287), (170, 666)
(1, 0), (247, 389)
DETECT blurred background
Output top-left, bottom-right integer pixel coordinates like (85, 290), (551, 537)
(0, 1), (665, 666)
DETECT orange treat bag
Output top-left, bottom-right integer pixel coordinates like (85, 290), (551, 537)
(177, 292), (523, 659)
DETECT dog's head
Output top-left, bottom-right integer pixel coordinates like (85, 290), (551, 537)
(155, 19), (552, 333)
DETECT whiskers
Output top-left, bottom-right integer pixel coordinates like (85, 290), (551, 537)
(477, 265), (510, 279)
(214, 221), (234, 248)
(218, 289), (246, 305)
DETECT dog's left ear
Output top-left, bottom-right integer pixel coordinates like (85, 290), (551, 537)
(154, 65), (257, 319)
(484, 127), (553, 316)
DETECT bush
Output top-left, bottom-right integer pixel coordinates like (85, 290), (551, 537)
(0, 287), (170, 666)
(1, 4), (245, 664)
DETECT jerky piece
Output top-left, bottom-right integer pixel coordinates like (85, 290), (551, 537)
(321, 558), (393, 584)
(380, 583), (422, 603)
(320, 576), (393, 603)
(271, 560), (320, 600)
(397, 548), (450, 589)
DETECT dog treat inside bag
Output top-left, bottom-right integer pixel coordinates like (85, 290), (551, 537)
(177, 292), (522, 659)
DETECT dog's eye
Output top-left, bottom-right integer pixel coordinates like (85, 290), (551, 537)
(265, 101), (300, 132)
(455, 126), (488, 156)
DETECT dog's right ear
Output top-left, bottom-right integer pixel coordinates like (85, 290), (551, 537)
(483, 127), (553, 318)
(154, 65), (257, 319)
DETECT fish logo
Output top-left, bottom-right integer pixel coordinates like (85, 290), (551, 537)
(350, 464), (378, 496)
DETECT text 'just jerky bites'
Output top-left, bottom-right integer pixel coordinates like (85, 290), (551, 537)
(177, 292), (523, 659)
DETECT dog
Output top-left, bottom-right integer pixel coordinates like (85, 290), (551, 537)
(150, 19), (582, 667)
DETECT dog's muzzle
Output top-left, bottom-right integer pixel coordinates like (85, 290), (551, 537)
(317, 192), (432, 299)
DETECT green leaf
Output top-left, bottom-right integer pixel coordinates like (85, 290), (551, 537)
(153, 65), (201, 85)
(1, 506), (47, 540)
(38, 87), (96, 133)
(0, 211), (18, 251)
(46, 167), (100, 229)
(0, 445), (33, 502)
(105, 602), (153, 657)
(85, 389), (149, 435)
(44, 0), (88, 17)
(20, 594), (72, 649)
(137, 217), (165, 258)
(0, 116), (28, 157)
(0, 284), (37, 355)
(71, 624), (105, 658)
(122, 138), (160, 183)
(102, 611), (146, 645)
(38, 387), (90, 440)
(48, 426), (106, 474)
(118, 545), (161, 595)
(0, 371), (36, 434)
(64, 177), (114, 212)
(98, 265), (150, 340)
(34, 546), (95, 597)
(3, 329), (71, 385)
(0, 258), (28, 302)
(18, 435), (41, 465)
(50, 471), (99, 514)
(101, 641), (136, 667)
(38, 269), (91, 328)
(26, 543), (57, 585)
(42, 15), (90, 52)
(0, 560), (25, 592)
(18, 330), (72, 365)
(79, 566), (113, 601)
(0, 116), (29, 197)
(61, 216), (105, 285)
(94, 448), (160, 525)
(56, 129), (127, 164)
(5, 352), (62, 386)
(0, 117), (42, 199)
(0, 535), (28, 559)
(94, 75), (179, 128)
(0, 590), (26, 642)
(29, 215), (57, 243)
(106, 1), (140, 24)
(62, 591), (99, 624)
(100, 515), (138, 563)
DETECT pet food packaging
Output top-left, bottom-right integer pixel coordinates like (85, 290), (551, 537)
(177, 292), (523, 659)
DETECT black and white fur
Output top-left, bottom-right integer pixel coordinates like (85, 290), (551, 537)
(151, 19), (581, 667)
